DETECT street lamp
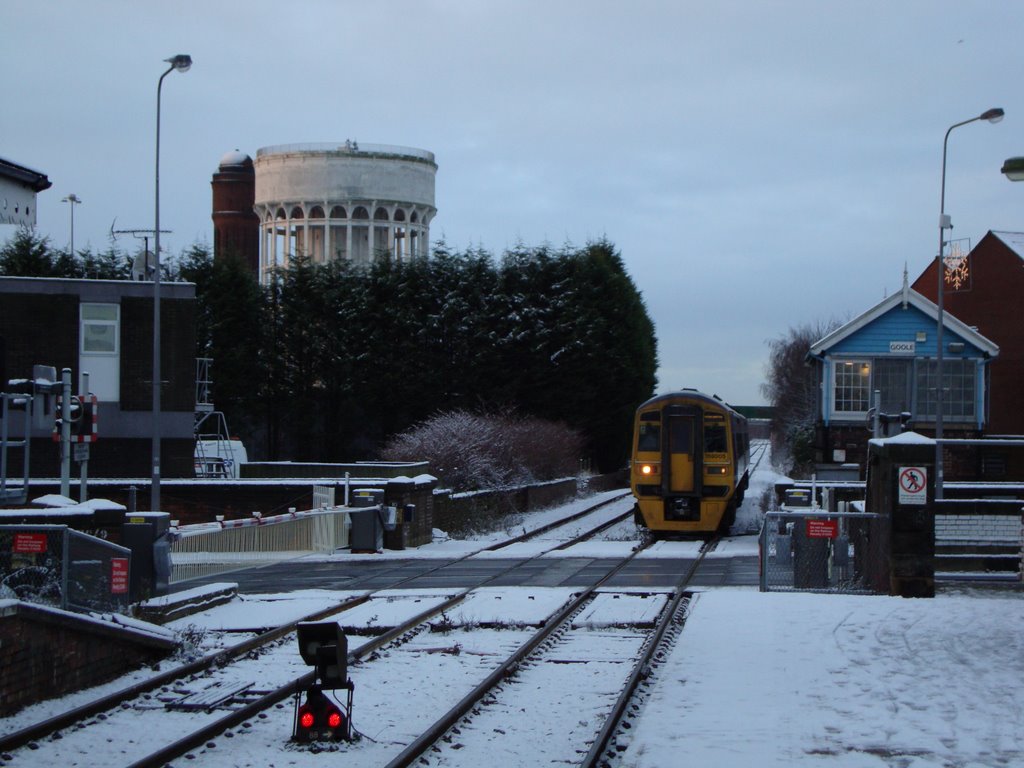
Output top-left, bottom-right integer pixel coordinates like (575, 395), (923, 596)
(1001, 156), (1024, 181)
(152, 53), (191, 512)
(934, 107), (1003, 500)
(61, 194), (82, 256)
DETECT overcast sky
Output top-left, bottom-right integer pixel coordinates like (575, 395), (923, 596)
(4, 1), (1024, 405)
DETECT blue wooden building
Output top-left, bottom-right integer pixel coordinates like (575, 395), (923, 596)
(807, 281), (998, 469)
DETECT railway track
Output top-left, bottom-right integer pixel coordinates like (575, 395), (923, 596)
(381, 541), (712, 768)
(0, 492), (635, 765)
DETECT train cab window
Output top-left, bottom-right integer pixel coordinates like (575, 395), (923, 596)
(637, 412), (661, 452)
(668, 417), (693, 455)
(704, 423), (728, 454)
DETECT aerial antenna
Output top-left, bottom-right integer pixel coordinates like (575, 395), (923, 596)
(110, 221), (171, 281)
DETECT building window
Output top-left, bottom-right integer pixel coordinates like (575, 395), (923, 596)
(833, 360), (871, 415)
(873, 358), (912, 415)
(916, 359), (975, 421)
(80, 303), (119, 354)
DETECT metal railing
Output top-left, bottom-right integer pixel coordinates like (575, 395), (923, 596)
(760, 509), (887, 594)
(169, 505), (351, 584)
(0, 524), (132, 614)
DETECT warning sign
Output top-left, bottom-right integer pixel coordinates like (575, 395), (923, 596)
(111, 558), (129, 594)
(13, 533), (47, 554)
(807, 519), (839, 539)
(898, 466), (928, 506)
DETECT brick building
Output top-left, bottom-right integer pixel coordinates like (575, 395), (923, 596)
(912, 230), (1024, 436)
(0, 276), (197, 480)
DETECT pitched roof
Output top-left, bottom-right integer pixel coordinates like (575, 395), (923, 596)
(0, 156), (52, 192)
(990, 230), (1024, 260)
(809, 287), (999, 357)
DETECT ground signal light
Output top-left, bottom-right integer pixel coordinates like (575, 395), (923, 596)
(293, 621), (355, 743)
(295, 685), (347, 742)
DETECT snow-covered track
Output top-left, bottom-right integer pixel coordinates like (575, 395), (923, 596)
(480, 490), (632, 552)
(380, 540), (713, 768)
(0, 493), (635, 765)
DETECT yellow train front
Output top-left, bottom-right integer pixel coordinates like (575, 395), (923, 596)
(630, 390), (750, 536)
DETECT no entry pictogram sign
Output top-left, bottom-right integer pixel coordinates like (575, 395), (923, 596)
(898, 466), (927, 505)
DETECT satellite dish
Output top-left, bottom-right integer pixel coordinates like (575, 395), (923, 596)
(132, 250), (157, 281)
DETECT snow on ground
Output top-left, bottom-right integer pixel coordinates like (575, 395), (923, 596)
(5, 443), (1023, 766)
(623, 586), (1024, 767)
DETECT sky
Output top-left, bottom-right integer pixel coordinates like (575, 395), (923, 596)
(4, 1), (1024, 406)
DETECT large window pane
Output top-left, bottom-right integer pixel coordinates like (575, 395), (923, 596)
(874, 358), (911, 414)
(834, 360), (871, 413)
(915, 359), (975, 421)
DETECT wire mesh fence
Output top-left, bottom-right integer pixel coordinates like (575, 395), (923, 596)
(0, 524), (132, 613)
(760, 510), (888, 594)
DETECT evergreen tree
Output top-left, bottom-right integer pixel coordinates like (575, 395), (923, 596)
(80, 245), (132, 280)
(178, 245), (266, 454)
(0, 228), (60, 276)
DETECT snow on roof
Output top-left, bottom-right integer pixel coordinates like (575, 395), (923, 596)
(990, 230), (1024, 260)
(869, 430), (935, 448)
(218, 149), (252, 168)
(32, 493), (77, 507)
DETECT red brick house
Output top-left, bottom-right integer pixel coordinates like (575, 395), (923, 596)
(912, 231), (1024, 436)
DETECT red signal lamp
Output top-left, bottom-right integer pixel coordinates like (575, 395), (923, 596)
(294, 686), (348, 742)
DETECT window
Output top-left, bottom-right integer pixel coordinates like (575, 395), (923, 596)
(80, 303), (119, 354)
(916, 359), (975, 421)
(668, 416), (693, 455)
(704, 423), (728, 454)
(637, 412), (660, 452)
(873, 358), (912, 414)
(833, 360), (871, 415)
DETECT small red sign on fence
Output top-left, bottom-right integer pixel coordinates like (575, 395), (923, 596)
(13, 533), (47, 554)
(806, 519), (838, 539)
(110, 558), (129, 594)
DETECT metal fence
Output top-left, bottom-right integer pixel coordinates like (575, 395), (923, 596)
(169, 506), (351, 584)
(0, 524), (132, 613)
(759, 509), (887, 594)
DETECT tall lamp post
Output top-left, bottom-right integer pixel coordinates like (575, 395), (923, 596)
(152, 53), (192, 512)
(935, 107), (1003, 500)
(61, 194), (82, 256)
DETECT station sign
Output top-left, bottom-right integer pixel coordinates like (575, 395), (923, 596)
(889, 341), (916, 354)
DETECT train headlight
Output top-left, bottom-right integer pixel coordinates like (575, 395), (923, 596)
(640, 463), (659, 476)
(705, 466), (727, 476)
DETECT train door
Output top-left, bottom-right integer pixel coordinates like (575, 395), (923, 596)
(662, 405), (703, 513)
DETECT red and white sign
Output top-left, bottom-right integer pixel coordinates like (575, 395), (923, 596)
(898, 466), (928, 506)
(13, 533), (47, 554)
(110, 558), (129, 594)
(806, 519), (839, 539)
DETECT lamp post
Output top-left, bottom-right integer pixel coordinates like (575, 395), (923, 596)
(1001, 156), (1024, 181)
(935, 107), (1003, 500)
(61, 194), (82, 256)
(152, 53), (191, 512)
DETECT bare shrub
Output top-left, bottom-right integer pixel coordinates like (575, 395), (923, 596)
(381, 409), (584, 492)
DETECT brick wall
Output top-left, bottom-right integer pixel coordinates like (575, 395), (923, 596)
(0, 602), (175, 716)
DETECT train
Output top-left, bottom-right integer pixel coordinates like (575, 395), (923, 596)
(629, 389), (750, 537)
